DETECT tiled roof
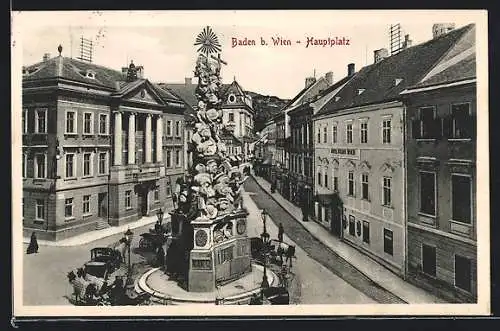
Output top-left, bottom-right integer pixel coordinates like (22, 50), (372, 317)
(162, 83), (199, 108)
(23, 56), (124, 90)
(413, 53), (476, 88)
(312, 75), (354, 116)
(318, 24), (474, 116)
(23, 56), (184, 105)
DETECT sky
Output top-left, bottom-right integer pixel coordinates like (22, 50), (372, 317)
(14, 11), (481, 100)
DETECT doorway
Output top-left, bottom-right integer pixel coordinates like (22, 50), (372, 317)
(331, 205), (342, 237)
(98, 192), (108, 218)
(137, 186), (149, 217)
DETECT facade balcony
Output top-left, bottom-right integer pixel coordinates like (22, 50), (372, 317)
(23, 133), (49, 146)
(110, 163), (163, 183)
(22, 177), (56, 191)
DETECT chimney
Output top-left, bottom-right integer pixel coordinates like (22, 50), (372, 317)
(432, 23), (455, 39)
(305, 77), (316, 89)
(402, 34), (412, 49)
(325, 72), (334, 86)
(185, 77), (192, 85)
(136, 66), (144, 79)
(42, 53), (51, 62)
(347, 63), (355, 77)
(373, 48), (389, 64)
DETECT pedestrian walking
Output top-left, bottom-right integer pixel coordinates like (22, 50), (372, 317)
(278, 223), (284, 242)
(26, 232), (38, 254)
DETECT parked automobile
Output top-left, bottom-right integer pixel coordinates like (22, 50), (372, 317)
(84, 247), (122, 278)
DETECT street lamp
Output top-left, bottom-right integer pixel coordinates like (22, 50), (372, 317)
(260, 209), (270, 299)
(124, 228), (133, 281)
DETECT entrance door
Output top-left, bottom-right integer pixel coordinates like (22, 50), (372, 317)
(137, 186), (149, 217)
(331, 206), (342, 237)
(98, 193), (107, 218)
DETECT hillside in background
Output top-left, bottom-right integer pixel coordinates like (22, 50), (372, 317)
(247, 91), (290, 133)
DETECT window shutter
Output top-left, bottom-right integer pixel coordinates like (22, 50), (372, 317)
(468, 113), (476, 140)
(434, 116), (442, 139)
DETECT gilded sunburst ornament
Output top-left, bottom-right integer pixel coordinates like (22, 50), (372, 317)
(194, 26), (222, 56)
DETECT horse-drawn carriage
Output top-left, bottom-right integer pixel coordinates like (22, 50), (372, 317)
(250, 237), (296, 267)
(138, 222), (172, 251)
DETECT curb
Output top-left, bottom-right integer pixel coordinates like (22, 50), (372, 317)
(250, 175), (409, 304)
(136, 264), (279, 305)
(24, 216), (166, 247)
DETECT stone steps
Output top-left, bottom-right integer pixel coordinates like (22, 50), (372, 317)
(96, 219), (111, 230)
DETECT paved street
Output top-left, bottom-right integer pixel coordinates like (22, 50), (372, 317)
(23, 223), (154, 306)
(244, 176), (406, 304)
(243, 189), (375, 304)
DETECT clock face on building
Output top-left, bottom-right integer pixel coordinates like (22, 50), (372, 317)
(236, 219), (246, 235)
(195, 230), (208, 247)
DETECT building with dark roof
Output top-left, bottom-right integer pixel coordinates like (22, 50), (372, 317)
(311, 23), (473, 278)
(22, 47), (187, 241)
(160, 78), (255, 165)
(400, 24), (477, 303)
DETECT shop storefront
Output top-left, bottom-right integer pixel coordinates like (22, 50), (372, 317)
(313, 193), (343, 238)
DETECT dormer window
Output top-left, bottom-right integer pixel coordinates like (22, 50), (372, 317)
(335, 96), (341, 102)
(23, 66), (41, 76)
(85, 70), (96, 79)
(357, 89), (365, 95)
(394, 78), (403, 86)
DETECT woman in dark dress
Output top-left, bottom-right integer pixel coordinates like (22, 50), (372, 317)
(26, 232), (38, 254)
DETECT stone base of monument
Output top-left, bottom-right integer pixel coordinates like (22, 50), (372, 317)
(135, 263), (278, 305)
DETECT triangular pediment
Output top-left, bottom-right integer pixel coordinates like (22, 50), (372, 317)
(116, 79), (167, 106)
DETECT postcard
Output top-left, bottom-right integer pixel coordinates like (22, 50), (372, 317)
(11, 9), (490, 318)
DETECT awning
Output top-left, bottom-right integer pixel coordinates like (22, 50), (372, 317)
(315, 193), (342, 206)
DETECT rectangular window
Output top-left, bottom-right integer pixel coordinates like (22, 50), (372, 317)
(66, 111), (76, 134)
(125, 190), (132, 208)
(361, 173), (369, 200)
(454, 255), (472, 292)
(36, 199), (45, 220)
(346, 124), (353, 144)
(166, 150), (172, 168)
(452, 175), (471, 224)
(317, 127), (321, 143)
(175, 121), (181, 137)
(383, 177), (391, 206)
(175, 149), (180, 167)
(360, 122), (368, 143)
(348, 171), (354, 196)
(83, 112), (93, 134)
(229, 112), (234, 122)
(362, 221), (370, 244)
(35, 154), (46, 179)
(324, 172), (328, 189)
(166, 120), (172, 136)
(99, 114), (108, 134)
(332, 125), (337, 143)
(154, 186), (160, 201)
(419, 107), (437, 139)
(22, 198), (25, 218)
(98, 153), (107, 174)
(83, 195), (90, 214)
(83, 153), (92, 176)
(65, 154), (74, 178)
(383, 228), (393, 255)
(348, 215), (355, 236)
(23, 109), (27, 134)
(35, 109), (47, 133)
(422, 244), (437, 277)
(333, 175), (338, 192)
(382, 119), (391, 144)
(317, 171), (322, 186)
(420, 172), (436, 216)
(65, 198), (73, 218)
(451, 103), (472, 139)
(323, 127), (327, 143)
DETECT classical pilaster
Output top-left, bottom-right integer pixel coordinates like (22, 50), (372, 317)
(156, 115), (163, 163)
(145, 114), (152, 163)
(113, 111), (122, 166)
(128, 113), (136, 165)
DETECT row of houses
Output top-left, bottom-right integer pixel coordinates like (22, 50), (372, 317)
(255, 23), (477, 303)
(21, 47), (255, 242)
